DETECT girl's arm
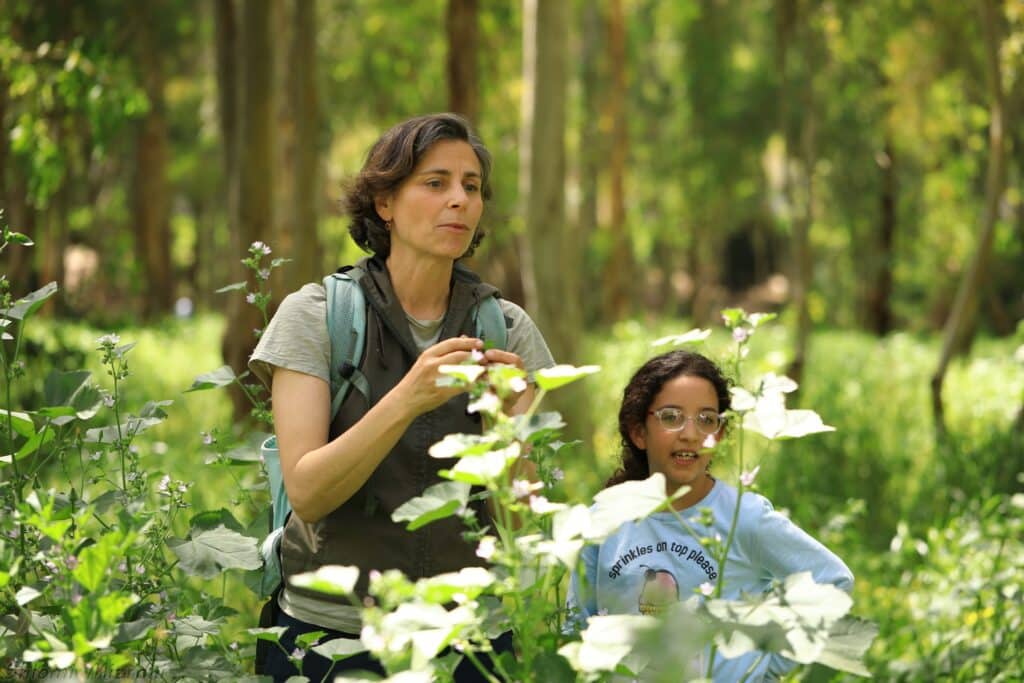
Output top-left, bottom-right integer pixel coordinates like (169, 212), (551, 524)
(273, 336), (484, 523)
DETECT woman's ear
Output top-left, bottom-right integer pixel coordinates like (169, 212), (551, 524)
(628, 423), (647, 451)
(374, 195), (392, 222)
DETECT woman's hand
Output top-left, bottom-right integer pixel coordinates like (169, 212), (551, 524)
(392, 336), (485, 416)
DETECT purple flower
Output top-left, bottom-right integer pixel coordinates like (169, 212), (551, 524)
(732, 327), (749, 343)
(245, 292), (257, 304)
(66, 556), (79, 570)
(291, 648), (306, 660)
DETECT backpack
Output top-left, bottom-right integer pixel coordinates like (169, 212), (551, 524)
(257, 267), (509, 596)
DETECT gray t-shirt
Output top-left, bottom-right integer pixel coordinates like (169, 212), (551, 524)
(248, 281), (555, 632)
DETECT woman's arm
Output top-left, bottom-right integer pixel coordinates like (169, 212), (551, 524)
(273, 336), (484, 523)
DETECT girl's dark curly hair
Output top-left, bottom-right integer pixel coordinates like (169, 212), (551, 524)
(606, 350), (732, 488)
(342, 112), (493, 260)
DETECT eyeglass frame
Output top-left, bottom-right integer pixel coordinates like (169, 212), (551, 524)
(647, 407), (726, 435)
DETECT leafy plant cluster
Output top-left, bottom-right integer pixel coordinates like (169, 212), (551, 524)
(2, 232), (877, 681)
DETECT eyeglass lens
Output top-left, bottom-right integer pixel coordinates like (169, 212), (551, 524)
(652, 408), (721, 433)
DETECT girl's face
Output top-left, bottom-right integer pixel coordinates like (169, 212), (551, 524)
(629, 373), (722, 506)
(375, 139), (484, 265)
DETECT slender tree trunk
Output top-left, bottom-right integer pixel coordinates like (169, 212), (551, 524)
(866, 136), (896, 335)
(133, 6), (173, 319)
(578, 0), (604, 325)
(601, 0), (632, 324)
(290, 0), (322, 287)
(213, 0), (239, 310)
(446, 0), (479, 124)
(931, 0), (1008, 437)
(223, 0), (275, 420)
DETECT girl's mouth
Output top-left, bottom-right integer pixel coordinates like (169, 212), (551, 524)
(671, 450), (700, 462)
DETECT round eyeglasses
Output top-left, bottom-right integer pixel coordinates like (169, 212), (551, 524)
(648, 407), (724, 434)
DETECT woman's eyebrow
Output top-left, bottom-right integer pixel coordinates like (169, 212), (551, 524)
(416, 168), (481, 178)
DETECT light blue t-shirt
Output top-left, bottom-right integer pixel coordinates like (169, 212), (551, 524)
(566, 479), (854, 682)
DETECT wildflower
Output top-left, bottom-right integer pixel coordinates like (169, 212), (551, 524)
(702, 434), (718, 450)
(118, 562), (128, 573)
(258, 268), (271, 281)
(509, 376), (528, 393)
(127, 471), (139, 482)
(470, 348), (484, 362)
(467, 391), (500, 415)
(102, 394), (115, 408)
(230, 641), (239, 651)
(96, 333), (121, 347)
(251, 241), (272, 255)
(245, 293), (257, 304)
(136, 564), (146, 575)
(511, 479), (535, 499)
(699, 582), (715, 597)
(177, 483), (188, 494)
(157, 475), (171, 493)
(66, 556), (79, 570)
(90, 451), (102, 461)
(201, 431), (215, 446)
(740, 465), (761, 487)
(732, 327), (749, 343)
(476, 536), (497, 560)
(551, 467), (565, 482)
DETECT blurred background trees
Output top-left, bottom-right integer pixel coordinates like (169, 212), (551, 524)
(2, 0), (1022, 423)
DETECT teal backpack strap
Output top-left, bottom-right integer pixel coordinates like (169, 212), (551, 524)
(324, 270), (371, 416)
(474, 295), (508, 350)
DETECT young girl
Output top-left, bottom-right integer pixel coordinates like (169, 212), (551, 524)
(567, 350), (853, 681)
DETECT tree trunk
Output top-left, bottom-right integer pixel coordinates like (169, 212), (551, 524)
(866, 136), (896, 335)
(931, 0), (1008, 437)
(578, 0), (604, 325)
(133, 6), (173, 320)
(290, 0), (322, 287)
(222, 0), (275, 421)
(601, 0), (632, 324)
(446, 0), (479, 124)
(213, 0), (239, 310)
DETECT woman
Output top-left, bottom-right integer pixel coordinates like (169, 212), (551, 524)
(250, 113), (554, 681)
(566, 350), (853, 681)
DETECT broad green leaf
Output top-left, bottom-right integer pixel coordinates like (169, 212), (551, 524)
(173, 615), (222, 650)
(560, 614), (657, 673)
(84, 416), (164, 443)
(312, 636), (367, 661)
(185, 365), (238, 392)
(814, 617), (878, 676)
(0, 410), (35, 437)
(112, 618), (156, 644)
(15, 428), (56, 460)
(169, 525), (261, 578)
(392, 481), (471, 531)
(514, 411), (565, 443)
(428, 432), (500, 460)
(139, 400), (173, 418)
(5, 230), (33, 246)
(188, 508), (245, 533)
(295, 630), (329, 649)
(42, 370), (92, 407)
(96, 592), (139, 626)
(535, 364), (601, 391)
(215, 281), (248, 293)
(651, 328), (712, 347)
(440, 443), (520, 485)
(15, 586), (41, 606)
(75, 534), (119, 592)
(4, 282), (58, 321)
(290, 565), (359, 596)
(588, 474), (672, 541)
(248, 626), (288, 642)
(418, 567), (495, 604)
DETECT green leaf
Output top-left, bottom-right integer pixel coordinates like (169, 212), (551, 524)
(815, 617), (878, 676)
(168, 525), (262, 579)
(418, 567), (496, 604)
(312, 636), (368, 661)
(185, 365), (238, 392)
(112, 618), (157, 645)
(173, 615), (222, 650)
(438, 364), (486, 383)
(559, 614), (657, 673)
(428, 432), (500, 460)
(651, 328), (712, 347)
(514, 411), (565, 442)
(96, 592), (139, 626)
(587, 474), (674, 541)
(289, 565), (359, 596)
(84, 416), (165, 443)
(0, 409), (35, 437)
(392, 481), (471, 531)
(5, 230), (33, 246)
(248, 626), (288, 643)
(440, 443), (521, 485)
(534, 364), (601, 391)
(3, 282), (58, 321)
(188, 508), (245, 534)
(16, 586), (41, 606)
(215, 281), (248, 294)
(14, 427), (56, 460)
(295, 630), (329, 649)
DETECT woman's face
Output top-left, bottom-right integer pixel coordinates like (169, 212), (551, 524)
(629, 373), (721, 502)
(375, 139), (484, 265)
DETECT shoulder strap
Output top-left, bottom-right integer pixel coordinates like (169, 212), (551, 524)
(474, 295), (508, 350)
(324, 270), (371, 418)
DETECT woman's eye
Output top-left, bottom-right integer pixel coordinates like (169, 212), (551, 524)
(426, 179), (443, 188)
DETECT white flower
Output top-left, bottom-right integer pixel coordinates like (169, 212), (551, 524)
(102, 394), (115, 408)
(511, 479), (539, 499)
(467, 391), (501, 415)
(251, 241), (272, 255)
(509, 376), (528, 393)
(732, 327), (749, 343)
(476, 536), (497, 560)
(245, 292), (256, 304)
(258, 268), (271, 281)
(157, 475), (171, 493)
(702, 433), (718, 449)
(470, 348), (484, 362)
(740, 465), (761, 487)
(699, 582), (715, 596)
(551, 467), (565, 482)
(96, 333), (121, 347)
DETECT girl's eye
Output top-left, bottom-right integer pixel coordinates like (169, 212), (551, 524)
(464, 183), (480, 193)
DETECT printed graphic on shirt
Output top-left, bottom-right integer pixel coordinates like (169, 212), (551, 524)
(638, 566), (679, 615)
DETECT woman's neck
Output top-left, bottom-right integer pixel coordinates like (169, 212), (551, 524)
(385, 251), (453, 319)
(670, 475), (715, 511)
